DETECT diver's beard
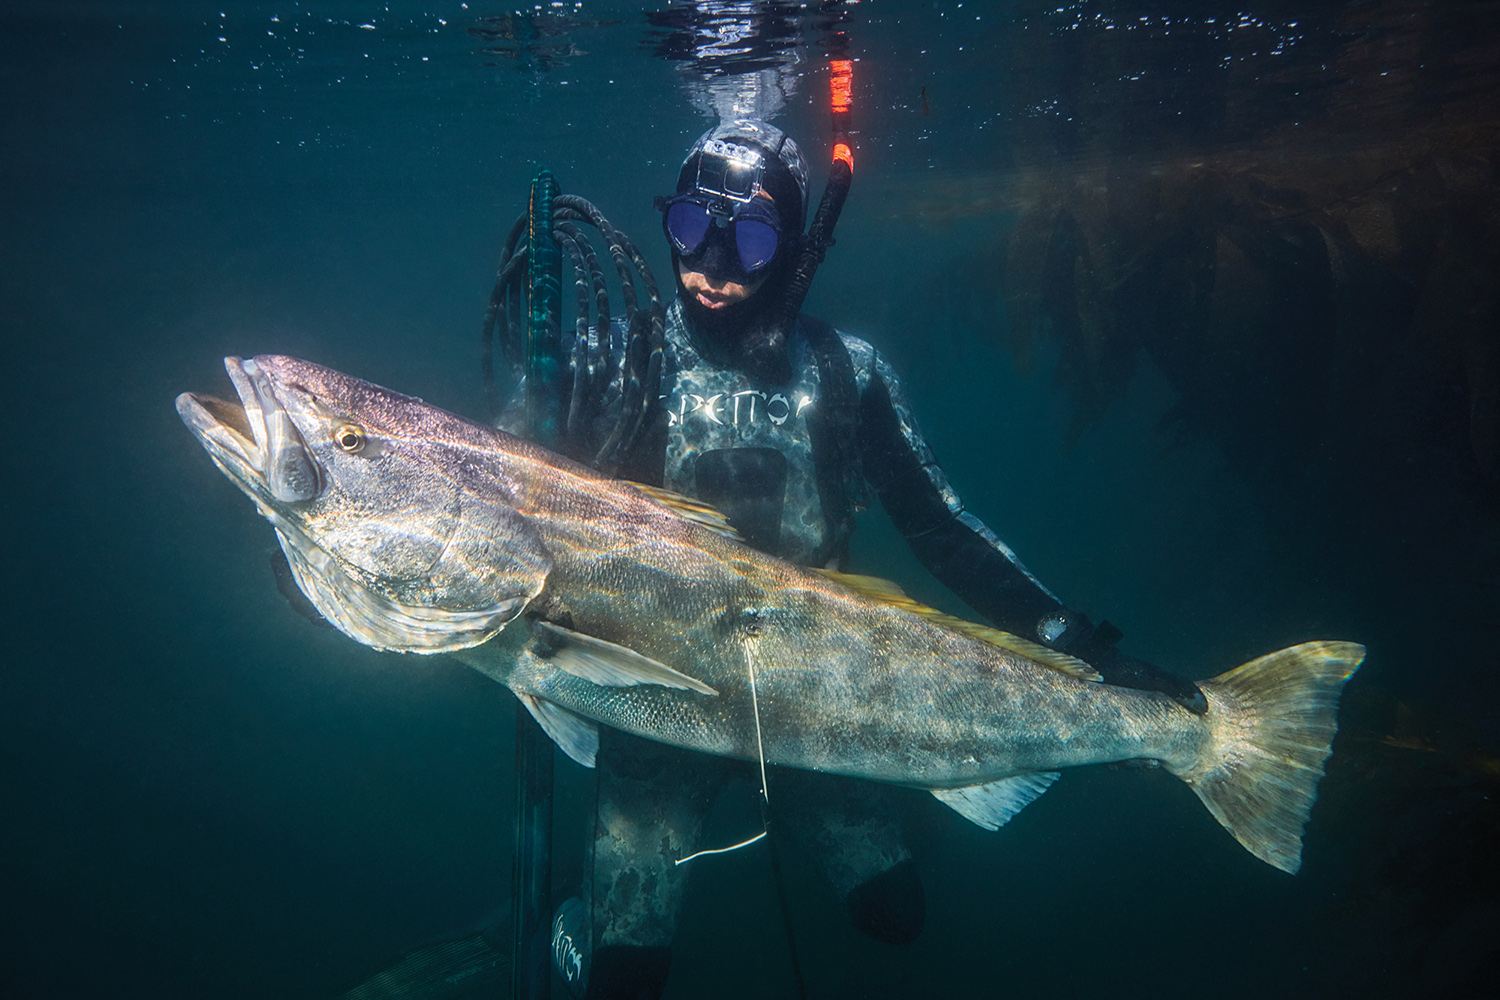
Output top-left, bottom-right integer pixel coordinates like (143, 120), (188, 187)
(675, 261), (794, 385)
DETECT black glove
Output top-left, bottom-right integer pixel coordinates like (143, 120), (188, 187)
(1040, 610), (1207, 715)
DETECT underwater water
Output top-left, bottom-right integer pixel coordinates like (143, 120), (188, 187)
(4, 1), (1498, 997)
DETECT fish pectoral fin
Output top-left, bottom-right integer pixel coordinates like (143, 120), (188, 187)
(516, 692), (599, 768)
(931, 772), (1061, 831)
(537, 621), (718, 696)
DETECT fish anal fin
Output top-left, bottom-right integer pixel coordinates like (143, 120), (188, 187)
(517, 692), (598, 768)
(815, 570), (1101, 682)
(537, 621), (718, 696)
(932, 772), (1061, 831)
(627, 483), (744, 541)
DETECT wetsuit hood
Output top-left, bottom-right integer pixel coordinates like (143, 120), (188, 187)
(674, 262), (796, 385)
(669, 119), (809, 385)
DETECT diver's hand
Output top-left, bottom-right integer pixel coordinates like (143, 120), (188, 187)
(1088, 645), (1208, 715)
(1043, 611), (1207, 714)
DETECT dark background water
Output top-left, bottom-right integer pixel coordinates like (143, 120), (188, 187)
(4, 1), (1498, 997)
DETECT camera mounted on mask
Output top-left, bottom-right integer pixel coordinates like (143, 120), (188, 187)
(694, 138), (770, 207)
(656, 139), (788, 283)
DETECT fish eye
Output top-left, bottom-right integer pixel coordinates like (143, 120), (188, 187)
(333, 423), (367, 453)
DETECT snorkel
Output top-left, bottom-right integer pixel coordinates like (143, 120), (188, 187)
(778, 58), (855, 333)
(739, 58), (857, 383)
(740, 58), (857, 382)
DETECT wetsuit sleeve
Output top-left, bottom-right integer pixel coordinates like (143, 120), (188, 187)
(856, 351), (1068, 639)
(852, 343), (1207, 711)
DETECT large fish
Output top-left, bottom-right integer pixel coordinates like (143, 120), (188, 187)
(177, 355), (1364, 873)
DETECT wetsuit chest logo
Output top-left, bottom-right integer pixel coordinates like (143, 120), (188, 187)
(669, 389), (814, 428)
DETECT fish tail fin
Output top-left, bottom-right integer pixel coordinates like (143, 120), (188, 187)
(1170, 640), (1365, 874)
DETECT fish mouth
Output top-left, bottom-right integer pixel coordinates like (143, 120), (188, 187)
(176, 356), (322, 504)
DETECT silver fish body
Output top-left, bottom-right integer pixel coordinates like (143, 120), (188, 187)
(179, 355), (1364, 873)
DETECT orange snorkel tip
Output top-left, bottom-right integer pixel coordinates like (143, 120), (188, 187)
(830, 59), (854, 113)
(829, 59), (854, 174)
(779, 55), (857, 331)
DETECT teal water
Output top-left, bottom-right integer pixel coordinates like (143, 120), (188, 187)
(4, 2), (1498, 997)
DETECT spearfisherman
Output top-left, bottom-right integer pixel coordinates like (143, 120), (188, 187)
(535, 119), (1207, 999)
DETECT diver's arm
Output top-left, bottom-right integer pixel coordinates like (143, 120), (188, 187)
(855, 348), (1206, 711)
(854, 351), (1068, 638)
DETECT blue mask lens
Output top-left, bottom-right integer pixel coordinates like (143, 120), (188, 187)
(734, 219), (779, 272)
(661, 195), (783, 280)
(665, 201), (713, 255)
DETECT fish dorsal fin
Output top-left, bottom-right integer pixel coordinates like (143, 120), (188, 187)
(815, 570), (1102, 683)
(627, 483), (744, 541)
(816, 571), (912, 601)
(932, 772), (1062, 831)
(975, 630), (1103, 683)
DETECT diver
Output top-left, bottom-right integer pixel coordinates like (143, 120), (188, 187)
(535, 119), (1207, 999)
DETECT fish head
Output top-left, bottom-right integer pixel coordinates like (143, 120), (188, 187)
(177, 355), (551, 653)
